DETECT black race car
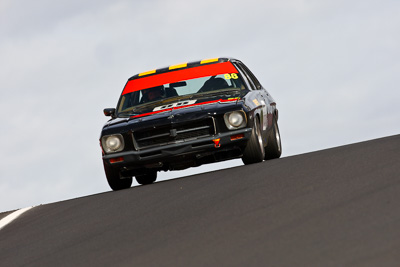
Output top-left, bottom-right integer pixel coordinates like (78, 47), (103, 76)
(100, 57), (281, 190)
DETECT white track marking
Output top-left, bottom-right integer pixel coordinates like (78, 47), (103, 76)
(0, 206), (34, 231)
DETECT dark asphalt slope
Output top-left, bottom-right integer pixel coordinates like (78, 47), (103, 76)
(1, 135), (399, 267)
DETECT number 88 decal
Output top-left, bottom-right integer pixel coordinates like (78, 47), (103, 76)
(224, 73), (238, 80)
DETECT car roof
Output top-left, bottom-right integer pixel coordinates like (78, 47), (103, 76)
(128, 57), (241, 81)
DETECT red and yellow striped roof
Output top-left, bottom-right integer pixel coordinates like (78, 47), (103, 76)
(123, 58), (238, 95)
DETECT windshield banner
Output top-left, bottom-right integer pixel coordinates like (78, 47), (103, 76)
(122, 62), (238, 95)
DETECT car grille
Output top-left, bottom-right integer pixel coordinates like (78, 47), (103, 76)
(133, 118), (216, 149)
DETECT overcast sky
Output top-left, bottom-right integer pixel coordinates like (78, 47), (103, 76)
(1, 0), (399, 212)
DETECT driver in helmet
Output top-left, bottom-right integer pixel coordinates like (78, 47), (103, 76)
(141, 85), (164, 103)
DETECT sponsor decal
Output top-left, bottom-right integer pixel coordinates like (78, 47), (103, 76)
(153, 100), (197, 111)
(253, 99), (260, 106)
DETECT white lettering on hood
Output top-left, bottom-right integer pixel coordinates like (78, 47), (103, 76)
(153, 100), (197, 111)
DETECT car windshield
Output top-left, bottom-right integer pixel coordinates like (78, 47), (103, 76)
(116, 62), (246, 116)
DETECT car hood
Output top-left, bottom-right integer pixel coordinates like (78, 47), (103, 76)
(102, 95), (243, 133)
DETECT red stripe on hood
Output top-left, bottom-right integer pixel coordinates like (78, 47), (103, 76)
(130, 98), (239, 118)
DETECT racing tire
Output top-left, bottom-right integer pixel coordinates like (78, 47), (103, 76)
(135, 171), (157, 185)
(242, 117), (265, 165)
(264, 118), (282, 160)
(104, 163), (132, 191)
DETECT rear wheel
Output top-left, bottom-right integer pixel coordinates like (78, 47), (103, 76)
(135, 171), (157, 185)
(264, 118), (282, 160)
(242, 117), (265, 165)
(104, 163), (132, 190)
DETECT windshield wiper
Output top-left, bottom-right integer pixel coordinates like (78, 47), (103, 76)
(193, 89), (240, 98)
(117, 111), (139, 118)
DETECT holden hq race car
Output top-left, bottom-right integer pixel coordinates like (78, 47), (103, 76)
(100, 57), (282, 190)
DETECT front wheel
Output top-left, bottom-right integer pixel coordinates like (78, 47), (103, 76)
(104, 163), (132, 190)
(242, 117), (265, 165)
(135, 171), (157, 185)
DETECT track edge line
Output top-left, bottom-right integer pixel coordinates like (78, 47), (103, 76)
(0, 206), (34, 231)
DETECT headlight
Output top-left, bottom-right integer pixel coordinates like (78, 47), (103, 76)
(101, 134), (124, 153)
(224, 111), (247, 130)
(228, 112), (244, 127)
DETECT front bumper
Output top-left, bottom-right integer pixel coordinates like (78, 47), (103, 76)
(103, 127), (252, 169)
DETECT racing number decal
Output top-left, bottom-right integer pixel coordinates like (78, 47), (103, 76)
(224, 73), (238, 80)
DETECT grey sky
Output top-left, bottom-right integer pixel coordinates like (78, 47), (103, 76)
(1, 0), (399, 212)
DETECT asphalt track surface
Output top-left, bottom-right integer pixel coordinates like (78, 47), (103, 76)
(1, 135), (399, 266)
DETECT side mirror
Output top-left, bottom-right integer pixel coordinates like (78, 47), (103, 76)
(103, 108), (116, 117)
